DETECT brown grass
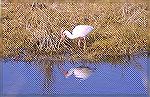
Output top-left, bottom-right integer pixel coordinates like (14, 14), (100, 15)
(1, 1), (150, 62)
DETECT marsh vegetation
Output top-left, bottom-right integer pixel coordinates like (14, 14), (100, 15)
(1, 1), (150, 62)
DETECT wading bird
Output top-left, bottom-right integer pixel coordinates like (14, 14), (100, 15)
(60, 25), (94, 49)
(59, 65), (94, 80)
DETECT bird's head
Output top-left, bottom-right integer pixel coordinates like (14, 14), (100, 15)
(63, 68), (74, 78)
(62, 30), (70, 37)
(60, 30), (70, 41)
(63, 71), (69, 78)
(58, 64), (70, 78)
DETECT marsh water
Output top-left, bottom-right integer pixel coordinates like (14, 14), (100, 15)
(2, 52), (150, 97)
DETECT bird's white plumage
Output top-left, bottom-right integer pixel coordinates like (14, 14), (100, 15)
(72, 25), (94, 38)
(63, 25), (94, 39)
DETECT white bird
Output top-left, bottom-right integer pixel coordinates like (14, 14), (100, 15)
(60, 65), (94, 80)
(60, 25), (94, 49)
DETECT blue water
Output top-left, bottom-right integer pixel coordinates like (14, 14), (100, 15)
(1, 53), (150, 97)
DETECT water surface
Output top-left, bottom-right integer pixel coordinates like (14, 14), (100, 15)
(2, 53), (150, 97)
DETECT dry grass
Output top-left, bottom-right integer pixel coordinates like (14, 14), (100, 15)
(1, 1), (150, 62)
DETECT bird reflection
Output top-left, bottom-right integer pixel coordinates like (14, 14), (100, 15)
(59, 63), (95, 80)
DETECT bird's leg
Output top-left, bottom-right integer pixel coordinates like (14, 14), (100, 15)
(78, 38), (81, 47)
(83, 37), (86, 50)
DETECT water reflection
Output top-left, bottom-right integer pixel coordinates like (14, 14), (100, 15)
(42, 61), (54, 94)
(2, 53), (149, 95)
(58, 64), (95, 80)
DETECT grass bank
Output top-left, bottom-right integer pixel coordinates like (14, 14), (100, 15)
(1, 1), (150, 62)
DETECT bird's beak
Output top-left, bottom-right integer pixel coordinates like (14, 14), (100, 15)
(63, 71), (69, 78)
(60, 34), (65, 42)
(60, 29), (65, 41)
(58, 29), (65, 49)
